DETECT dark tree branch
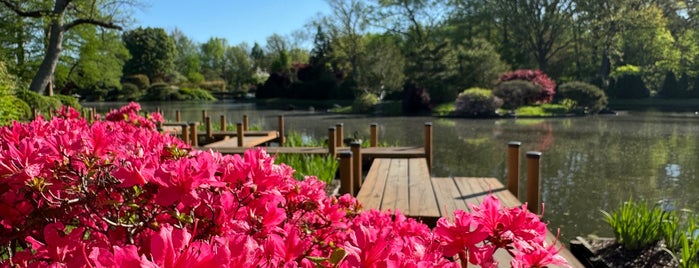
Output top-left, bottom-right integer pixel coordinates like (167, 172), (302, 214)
(64, 18), (123, 31)
(0, 0), (51, 17)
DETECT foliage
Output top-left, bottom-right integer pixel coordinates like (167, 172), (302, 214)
(514, 104), (569, 117)
(0, 59), (16, 95)
(274, 154), (338, 183)
(610, 65), (642, 78)
(284, 131), (325, 147)
(177, 87), (217, 101)
(402, 84), (431, 114)
(433, 103), (455, 116)
(52, 94), (81, 110)
(0, 95), (30, 125)
(557, 81), (608, 113)
(141, 83), (179, 101)
(608, 73), (650, 99)
(15, 89), (63, 115)
(198, 80), (227, 92)
(0, 104), (568, 266)
(493, 80), (543, 109)
(602, 199), (669, 250)
(352, 92), (379, 113)
(109, 82), (143, 101)
(498, 69), (556, 104)
(454, 87), (503, 117)
(659, 71), (683, 98)
(122, 27), (176, 82)
(121, 74), (151, 89)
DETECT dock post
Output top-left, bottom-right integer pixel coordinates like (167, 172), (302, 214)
(335, 123), (343, 147)
(87, 108), (93, 123)
(175, 110), (181, 122)
(156, 107), (161, 115)
(236, 122), (244, 147)
(220, 115), (226, 132)
(424, 122), (433, 169)
(507, 141), (522, 198)
(278, 115), (285, 145)
(526, 151), (542, 214)
(181, 124), (190, 145)
(339, 151), (353, 195)
(189, 122), (198, 147)
(205, 116), (213, 141)
(243, 114), (249, 131)
(201, 110), (207, 123)
(328, 127), (337, 157)
(370, 123), (378, 147)
(351, 142), (362, 194)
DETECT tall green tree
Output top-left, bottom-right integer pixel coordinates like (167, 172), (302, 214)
(200, 37), (227, 80)
(122, 27), (175, 83)
(0, 0), (137, 95)
(171, 28), (203, 83)
(223, 43), (255, 91)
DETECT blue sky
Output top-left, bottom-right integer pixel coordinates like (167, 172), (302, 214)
(134, 0), (331, 47)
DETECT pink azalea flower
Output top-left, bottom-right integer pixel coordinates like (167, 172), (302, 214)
(511, 241), (570, 268)
(434, 210), (489, 263)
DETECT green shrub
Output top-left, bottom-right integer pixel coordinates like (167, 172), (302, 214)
(558, 81), (608, 113)
(141, 83), (178, 101)
(198, 80), (226, 92)
(493, 80), (542, 109)
(115, 82), (144, 101)
(0, 95), (30, 125)
(352, 92), (379, 113)
(608, 65), (650, 99)
(16, 90), (63, 115)
(601, 199), (670, 250)
(285, 132), (324, 147)
(402, 84), (431, 114)
(121, 74), (150, 89)
(52, 94), (81, 110)
(0, 60), (16, 95)
(178, 87), (217, 101)
(433, 103), (455, 116)
(454, 87), (502, 117)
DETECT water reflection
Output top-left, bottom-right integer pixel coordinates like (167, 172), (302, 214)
(86, 102), (699, 241)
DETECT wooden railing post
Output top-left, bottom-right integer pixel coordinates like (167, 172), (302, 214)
(205, 116), (213, 141)
(175, 110), (181, 122)
(328, 127), (336, 157)
(339, 151), (353, 195)
(220, 115), (227, 132)
(526, 151), (542, 214)
(243, 114), (249, 131)
(278, 115), (285, 145)
(201, 110), (207, 123)
(87, 108), (94, 124)
(370, 123), (378, 147)
(181, 124), (189, 145)
(335, 123), (343, 147)
(351, 142), (362, 194)
(236, 122), (244, 147)
(424, 122), (433, 169)
(189, 122), (198, 147)
(507, 141), (522, 198)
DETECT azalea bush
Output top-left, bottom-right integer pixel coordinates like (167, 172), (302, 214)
(0, 103), (568, 267)
(498, 69), (556, 105)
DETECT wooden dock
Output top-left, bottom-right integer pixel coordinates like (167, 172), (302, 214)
(351, 157), (583, 267)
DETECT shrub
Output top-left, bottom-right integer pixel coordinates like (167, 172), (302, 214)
(557, 81), (608, 113)
(608, 65), (649, 99)
(141, 83), (178, 101)
(178, 87), (217, 101)
(0, 60), (16, 95)
(402, 83), (431, 114)
(493, 80), (542, 109)
(115, 82), (143, 101)
(198, 80), (226, 92)
(52, 94), (81, 110)
(454, 87), (503, 117)
(15, 89), (63, 115)
(498, 69), (556, 104)
(0, 95), (30, 125)
(352, 92), (379, 113)
(659, 71), (680, 98)
(121, 74), (150, 89)
(274, 154), (338, 183)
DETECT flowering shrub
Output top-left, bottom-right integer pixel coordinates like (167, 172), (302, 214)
(0, 103), (568, 267)
(499, 69), (556, 104)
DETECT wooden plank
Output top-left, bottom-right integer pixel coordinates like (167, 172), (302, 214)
(363, 146), (425, 158)
(479, 177), (522, 209)
(430, 177), (466, 220)
(451, 177), (486, 212)
(408, 158), (439, 218)
(380, 159), (409, 214)
(356, 158), (391, 211)
(204, 131), (278, 148)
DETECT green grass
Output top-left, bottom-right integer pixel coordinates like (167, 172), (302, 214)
(433, 103), (455, 116)
(514, 104), (569, 117)
(285, 131), (325, 147)
(274, 154), (338, 183)
(602, 199), (670, 250)
(328, 106), (352, 113)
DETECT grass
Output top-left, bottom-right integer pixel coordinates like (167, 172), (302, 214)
(433, 103), (455, 116)
(514, 104), (569, 117)
(274, 154), (338, 183)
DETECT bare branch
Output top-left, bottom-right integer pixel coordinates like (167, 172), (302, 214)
(64, 18), (123, 31)
(0, 0), (51, 17)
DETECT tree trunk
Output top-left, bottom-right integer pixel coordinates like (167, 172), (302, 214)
(30, 19), (64, 95)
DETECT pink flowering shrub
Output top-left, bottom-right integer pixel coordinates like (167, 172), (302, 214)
(0, 103), (568, 267)
(499, 69), (557, 104)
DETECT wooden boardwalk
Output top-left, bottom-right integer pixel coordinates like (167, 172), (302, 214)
(203, 131), (279, 148)
(200, 145), (425, 158)
(354, 158), (583, 268)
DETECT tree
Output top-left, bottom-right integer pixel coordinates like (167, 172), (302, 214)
(0, 0), (137, 95)
(171, 28), (203, 83)
(223, 43), (255, 91)
(358, 34), (405, 96)
(250, 42), (266, 71)
(122, 27), (175, 83)
(200, 37), (227, 80)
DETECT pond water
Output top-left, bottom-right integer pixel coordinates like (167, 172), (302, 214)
(86, 101), (699, 241)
